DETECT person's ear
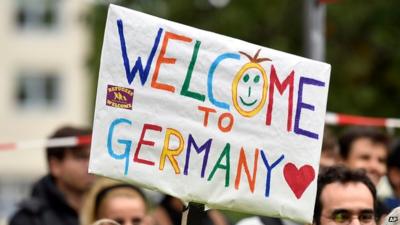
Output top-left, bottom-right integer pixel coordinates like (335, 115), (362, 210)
(49, 157), (63, 178)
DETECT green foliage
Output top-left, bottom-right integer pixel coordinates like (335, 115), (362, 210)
(326, 0), (400, 118)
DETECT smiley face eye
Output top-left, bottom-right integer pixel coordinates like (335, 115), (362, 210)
(254, 75), (260, 83)
(243, 74), (250, 83)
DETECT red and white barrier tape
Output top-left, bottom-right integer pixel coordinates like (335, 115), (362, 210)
(0, 135), (91, 151)
(0, 113), (399, 151)
(325, 112), (400, 128)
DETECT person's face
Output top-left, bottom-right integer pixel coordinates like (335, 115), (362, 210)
(344, 138), (387, 185)
(319, 182), (375, 225)
(100, 196), (147, 225)
(51, 147), (95, 192)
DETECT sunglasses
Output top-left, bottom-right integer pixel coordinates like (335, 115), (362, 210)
(323, 209), (376, 225)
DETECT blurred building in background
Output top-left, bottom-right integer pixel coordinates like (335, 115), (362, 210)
(0, 0), (91, 223)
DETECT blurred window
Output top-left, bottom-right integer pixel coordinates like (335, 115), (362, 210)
(15, 0), (60, 30)
(16, 71), (61, 109)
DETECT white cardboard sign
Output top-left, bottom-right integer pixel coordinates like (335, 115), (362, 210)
(90, 4), (331, 223)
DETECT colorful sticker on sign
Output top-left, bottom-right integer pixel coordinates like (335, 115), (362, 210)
(106, 85), (134, 110)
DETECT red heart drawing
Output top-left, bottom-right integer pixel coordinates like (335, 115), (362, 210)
(283, 163), (315, 199)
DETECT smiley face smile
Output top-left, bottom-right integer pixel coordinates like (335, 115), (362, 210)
(238, 73), (261, 106)
(232, 49), (270, 117)
(239, 96), (257, 106)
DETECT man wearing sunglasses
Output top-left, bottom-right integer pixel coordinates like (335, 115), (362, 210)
(313, 166), (377, 225)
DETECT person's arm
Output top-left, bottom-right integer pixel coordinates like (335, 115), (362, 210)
(207, 210), (230, 225)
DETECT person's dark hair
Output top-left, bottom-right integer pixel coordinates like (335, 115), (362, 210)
(313, 166), (377, 225)
(388, 138), (400, 170)
(322, 127), (338, 153)
(338, 126), (389, 160)
(46, 126), (92, 163)
(387, 138), (400, 193)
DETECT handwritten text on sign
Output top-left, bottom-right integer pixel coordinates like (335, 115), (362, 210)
(90, 5), (331, 223)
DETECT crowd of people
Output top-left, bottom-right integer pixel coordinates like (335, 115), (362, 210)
(7, 125), (400, 225)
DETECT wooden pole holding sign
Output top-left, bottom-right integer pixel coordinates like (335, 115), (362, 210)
(181, 202), (206, 225)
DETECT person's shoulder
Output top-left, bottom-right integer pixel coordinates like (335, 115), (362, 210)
(8, 197), (47, 224)
(8, 202), (37, 225)
(20, 197), (47, 213)
(236, 216), (263, 225)
(8, 210), (30, 225)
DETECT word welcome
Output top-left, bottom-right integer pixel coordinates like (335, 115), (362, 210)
(117, 19), (326, 140)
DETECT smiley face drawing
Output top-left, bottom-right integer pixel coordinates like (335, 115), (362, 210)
(232, 49), (271, 117)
